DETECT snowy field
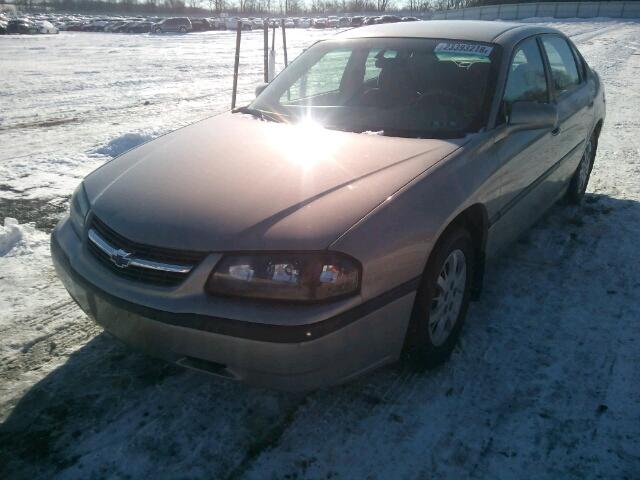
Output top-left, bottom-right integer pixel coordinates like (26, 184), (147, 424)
(1, 19), (639, 479)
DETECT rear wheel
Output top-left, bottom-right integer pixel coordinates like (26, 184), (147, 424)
(403, 225), (475, 369)
(154, 27), (162, 33)
(567, 132), (597, 204)
(179, 26), (187, 33)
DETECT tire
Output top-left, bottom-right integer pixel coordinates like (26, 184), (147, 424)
(403, 225), (475, 370)
(179, 26), (187, 33)
(155, 27), (162, 33)
(567, 131), (598, 204)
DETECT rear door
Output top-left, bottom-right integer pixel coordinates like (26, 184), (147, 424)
(539, 34), (594, 184)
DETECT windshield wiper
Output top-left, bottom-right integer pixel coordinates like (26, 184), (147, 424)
(232, 106), (283, 123)
(359, 127), (465, 139)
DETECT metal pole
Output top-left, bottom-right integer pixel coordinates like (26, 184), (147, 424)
(281, 18), (288, 68)
(272, 24), (276, 50)
(231, 21), (242, 110)
(263, 20), (268, 83)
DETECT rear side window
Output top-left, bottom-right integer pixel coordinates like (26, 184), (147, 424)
(502, 37), (548, 119)
(363, 49), (398, 83)
(541, 36), (581, 95)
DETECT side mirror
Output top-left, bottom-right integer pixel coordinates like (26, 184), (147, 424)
(509, 101), (558, 131)
(255, 83), (268, 97)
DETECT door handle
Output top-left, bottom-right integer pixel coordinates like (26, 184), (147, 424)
(551, 127), (561, 136)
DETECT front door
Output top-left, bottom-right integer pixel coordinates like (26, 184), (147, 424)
(485, 36), (556, 257)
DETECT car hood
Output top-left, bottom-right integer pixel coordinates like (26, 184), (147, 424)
(84, 113), (465, 252)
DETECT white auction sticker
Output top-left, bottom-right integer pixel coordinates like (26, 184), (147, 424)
(434, 42), (494, 57)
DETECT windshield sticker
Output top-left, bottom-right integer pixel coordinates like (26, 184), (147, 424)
(434, 42), (494, 57)
(434, 42), (493, 67)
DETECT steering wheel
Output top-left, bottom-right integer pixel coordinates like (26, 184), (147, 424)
(416, 89), (468, 110)
(413, 89), (469, 128)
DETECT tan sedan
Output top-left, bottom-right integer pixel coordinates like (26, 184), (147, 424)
(52, 20), (605, 390)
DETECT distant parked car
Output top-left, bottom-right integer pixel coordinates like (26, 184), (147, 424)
(350, 16), (364, 27)
(327, 16), (339, 28)
(208, 18), (226, 30)
(127, 21), (153, 33)
(297, 17), (311, 28)
(36, 20), (59, 34)
(190, 18), (210, 32)
(82, 19), (109, 31)
(153, 17), (192, 33)
(113, 22), (134, 33)
(402, 16), (420, 22)
(363, 16), (378, 25)
(338, 17), (351, 28)
(313, 18), (327, 29)
(0, 21), (7, 34)
(65, 22), (85, 31)
(104, 21), (127, 32)
(379, 15), (402, 24)
(7, 19), (38, 34)
(224, 17), (252, 30)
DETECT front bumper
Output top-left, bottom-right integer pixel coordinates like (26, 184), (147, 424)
(51, 218), (416, 391)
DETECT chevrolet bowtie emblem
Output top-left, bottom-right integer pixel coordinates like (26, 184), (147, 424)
(110, 248), (133, 268)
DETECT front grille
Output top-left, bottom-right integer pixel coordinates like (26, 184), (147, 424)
(88, 215), (207, 286)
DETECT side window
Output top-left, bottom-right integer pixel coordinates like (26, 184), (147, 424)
(363, 49), (397, 83)
(570, 43), (587, 79)
(502, 37), (548, 119)
(281, 49), (352, 104)
(541, 36), (581, 95)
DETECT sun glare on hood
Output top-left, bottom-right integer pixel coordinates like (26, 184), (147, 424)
(271, 114), (348, 170)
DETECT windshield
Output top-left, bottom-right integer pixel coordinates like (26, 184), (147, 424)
(249, 38), (501, 139)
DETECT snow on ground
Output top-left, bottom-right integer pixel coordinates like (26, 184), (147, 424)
(1, 19), (639, 480)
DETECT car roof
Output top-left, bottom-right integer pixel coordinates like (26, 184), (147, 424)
(334, 20), (562, 46)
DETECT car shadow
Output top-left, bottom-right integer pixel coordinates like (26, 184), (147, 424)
(1, 193), (638, 479)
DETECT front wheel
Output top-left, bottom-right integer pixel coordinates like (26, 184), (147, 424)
(179, 26), (187, 33)
(567, 132), (597, 204)
(403, 226), (475, 369)
(154, 27), (162, 33)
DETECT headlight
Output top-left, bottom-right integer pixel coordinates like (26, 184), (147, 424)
(69, 182), (90, 236)
(206, 252), (361, 302)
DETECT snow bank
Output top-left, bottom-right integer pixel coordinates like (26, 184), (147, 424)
(88, 131), (158, 158)
(0, 218), (49, 257)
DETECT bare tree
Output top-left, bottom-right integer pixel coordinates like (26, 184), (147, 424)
(376, 0), (391, 12)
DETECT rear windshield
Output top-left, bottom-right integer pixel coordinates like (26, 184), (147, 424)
(250, 37), (501, 139)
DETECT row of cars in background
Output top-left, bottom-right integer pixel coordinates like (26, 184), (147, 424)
(0, 12), (421, 35)
(0, 13), (60, 34)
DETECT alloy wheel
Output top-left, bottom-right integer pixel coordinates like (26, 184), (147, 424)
(428, 249), (467, 347)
